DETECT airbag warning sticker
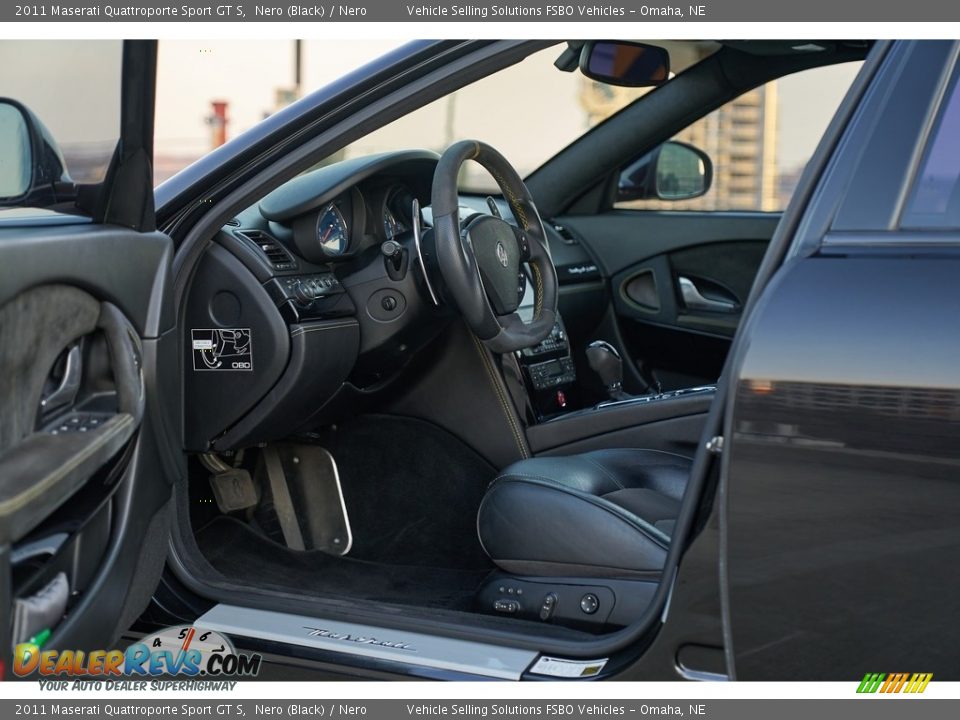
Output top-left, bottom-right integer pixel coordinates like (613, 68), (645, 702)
(191, 328), (253, 371)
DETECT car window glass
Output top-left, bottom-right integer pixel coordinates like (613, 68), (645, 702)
(614, 62), (863, 213)
(153, 40), (406, 184)
(902, 69), (960, 228)
(0, 40), (121, 208)
(335, 42), (718, 193)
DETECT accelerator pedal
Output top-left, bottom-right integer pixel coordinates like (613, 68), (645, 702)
(264, 444), (353, 556)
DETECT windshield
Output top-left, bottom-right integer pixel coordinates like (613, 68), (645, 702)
(338, 42), (719, 193)
(153, 41), (715, 189)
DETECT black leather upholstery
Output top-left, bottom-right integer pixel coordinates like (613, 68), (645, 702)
(477, 449), (692, 579)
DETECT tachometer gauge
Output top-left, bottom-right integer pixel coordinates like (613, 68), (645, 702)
(383, 207), (402, 240)
(317, 202), (349, 255)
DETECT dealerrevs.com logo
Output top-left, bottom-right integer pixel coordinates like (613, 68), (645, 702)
(13, 626), (261, 681)
(857, 673), (933, 694)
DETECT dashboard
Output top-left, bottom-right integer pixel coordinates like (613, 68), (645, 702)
(182, 151), (451, 452)
(180, 149), (597, 453)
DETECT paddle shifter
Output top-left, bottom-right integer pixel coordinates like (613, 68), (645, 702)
(586, 340), (630, 401)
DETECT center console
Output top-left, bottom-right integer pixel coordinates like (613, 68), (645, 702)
(516, 319), (579, 417)
(511, 308), (716, 455)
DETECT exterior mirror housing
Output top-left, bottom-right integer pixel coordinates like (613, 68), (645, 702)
(0, 98), (70, 206)
(618, 140), (713, 203)
(580, 41), (670, 87)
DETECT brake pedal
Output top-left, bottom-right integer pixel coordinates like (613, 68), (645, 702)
(208, 468), (258, 513)
(201, 452), (258, 513)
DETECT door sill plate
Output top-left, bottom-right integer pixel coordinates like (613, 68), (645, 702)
(195, 604), (539, 680)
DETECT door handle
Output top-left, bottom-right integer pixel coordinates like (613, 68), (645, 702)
(41, 345), (82, 413)
(678, 276), (737, 313)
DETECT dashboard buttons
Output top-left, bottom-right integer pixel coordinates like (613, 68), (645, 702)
(292, 280), (315, 304)
(280, 273), (341, 305)
(528, 356), (576, 390)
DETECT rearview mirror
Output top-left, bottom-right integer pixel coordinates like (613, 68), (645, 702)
(618, 141), (713, 203)
(580, 41), (670, 87)
(0, 98), (69, 206)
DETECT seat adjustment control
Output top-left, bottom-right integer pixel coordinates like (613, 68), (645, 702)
(539, 592), (558, 621)
(580, 593), (599, 615)
(494, 599), (520, 614)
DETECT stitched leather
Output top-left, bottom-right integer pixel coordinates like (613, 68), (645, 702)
(471, 331), (530, 459)
(477, 448), (692, 577)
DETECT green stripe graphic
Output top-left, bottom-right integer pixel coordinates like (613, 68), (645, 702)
(857, 673), (886, 693)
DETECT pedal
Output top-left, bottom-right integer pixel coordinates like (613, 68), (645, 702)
(208, 468), (258, 513)
(276, 444), (353, 556)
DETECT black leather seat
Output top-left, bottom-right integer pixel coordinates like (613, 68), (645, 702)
(477, 449), (692, 579)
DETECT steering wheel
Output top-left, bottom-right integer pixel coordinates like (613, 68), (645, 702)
(431, 140), (558, 353)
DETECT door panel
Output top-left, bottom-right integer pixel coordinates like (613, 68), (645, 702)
(0, 226), (175, 663)
(557, 212), (779, 277)
(558, 211), (778, 389)
(0, 39), (174, 668)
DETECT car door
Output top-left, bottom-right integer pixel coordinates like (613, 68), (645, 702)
(552, 61), (863, 392)
(723, 40), (960, 679)
(0, 40), (177, 673)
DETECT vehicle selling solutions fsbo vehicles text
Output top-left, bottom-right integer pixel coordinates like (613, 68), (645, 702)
(402, 4), (697, 17)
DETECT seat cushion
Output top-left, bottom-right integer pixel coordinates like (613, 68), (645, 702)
(477, 449), (692, 579)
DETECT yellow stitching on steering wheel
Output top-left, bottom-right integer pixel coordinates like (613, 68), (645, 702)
(530, 261), (544, 320)
(487, 167), (529, 230)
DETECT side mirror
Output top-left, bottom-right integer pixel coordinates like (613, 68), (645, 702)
(580, 41), (670, 87)
(0, 98), (69, 206)
(618, 141), (713, 203)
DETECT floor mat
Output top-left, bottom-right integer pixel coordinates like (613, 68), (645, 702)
(302, 415), (496, 570)
(196, 516), (490, 611)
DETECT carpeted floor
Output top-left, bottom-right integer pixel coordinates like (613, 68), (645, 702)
(196, 516), (491, 610)
(303, 415), (496, 570)
(196, 414), (498, 611)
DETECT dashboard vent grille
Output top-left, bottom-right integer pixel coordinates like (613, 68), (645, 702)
(224, 218), (241, 227)
(237, 230), (298, 271)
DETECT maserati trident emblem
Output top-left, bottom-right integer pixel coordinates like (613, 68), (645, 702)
(496, 241), (509, 268)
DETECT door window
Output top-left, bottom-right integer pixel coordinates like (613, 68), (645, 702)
(615, 62), (863, 212)
(902, 68), (960, 228)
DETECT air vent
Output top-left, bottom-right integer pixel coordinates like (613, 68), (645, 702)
(552, 223), (579, 245)
(237, 230), (298, 271)
(224, 218), (241, 227)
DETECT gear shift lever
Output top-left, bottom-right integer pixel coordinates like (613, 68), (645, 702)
(586, 340), (630, 401)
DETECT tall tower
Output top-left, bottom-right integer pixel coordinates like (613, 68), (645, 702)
(579, 66), (779, 211)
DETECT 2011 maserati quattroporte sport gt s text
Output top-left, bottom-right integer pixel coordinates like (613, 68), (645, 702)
(2, 39), (959, 681)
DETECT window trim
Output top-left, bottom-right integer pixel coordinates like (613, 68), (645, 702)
(898, 54), (960, 230)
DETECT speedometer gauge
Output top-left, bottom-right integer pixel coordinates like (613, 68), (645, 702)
(317, 202), (349, 255)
